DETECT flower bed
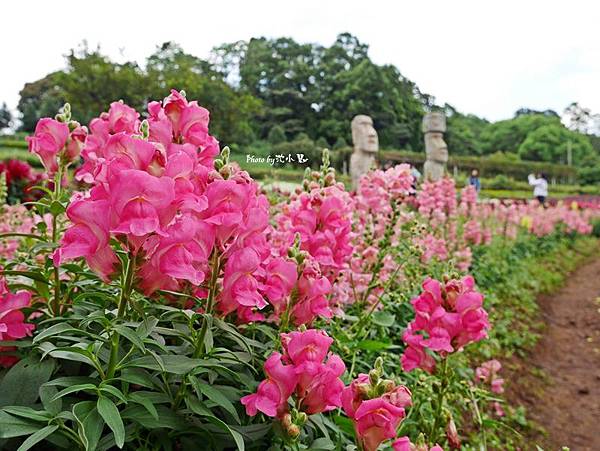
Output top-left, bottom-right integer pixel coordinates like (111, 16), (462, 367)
(0, 92), (598, 451)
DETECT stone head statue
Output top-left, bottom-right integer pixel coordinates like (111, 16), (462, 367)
(422, 112), (448, 164)
(422, 112), (448, 182)
(351, 115), (379, 154)
(350, 114), (379, 190)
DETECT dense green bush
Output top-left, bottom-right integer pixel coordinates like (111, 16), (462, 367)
(577, 166), (600, 185)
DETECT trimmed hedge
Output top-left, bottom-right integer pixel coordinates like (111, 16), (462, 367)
(380, 149), (577, 182)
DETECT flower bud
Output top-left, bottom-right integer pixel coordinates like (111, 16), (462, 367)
(281, 413), (293, 429)
(220, 146), (230, 164)
(324, 172), (335, 186)
(295, 411), (308, 426)
(446, 415), (461, 449)
(368, 369), (380, 386)
(139, 119), (150, 139)
(286, 424), (300, 439)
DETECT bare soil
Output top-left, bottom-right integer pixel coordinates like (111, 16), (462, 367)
(507, 257), (600, 450)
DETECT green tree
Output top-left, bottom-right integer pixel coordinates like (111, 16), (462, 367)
(267, 125), (286, 144)
(444, 104), (489, 156)
(479, 113), (560, 155)
(0, 102), (12, 131)
(55, 45), (149, 125)
(315, 137), (329, 149)
(146, 42), (262, 145)
(17, 72), (65, 131)
(518, 123), (595, 165)
(332, 136), (348, 149)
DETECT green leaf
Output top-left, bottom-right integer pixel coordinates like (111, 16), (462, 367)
(43, 376), (97, 387)
(1, 406), (51, 422)
(128, 392), (158, 421)
(0, 411), (40, 438)
(308, 437), (336, 450)
(99, 385), (128, 404)
(185, 397), (244, 450)
(203, 414), (245, 451)
(40, 344), (100, 370)
(190, 377), (240, 423)
(52, 384), (98, 401)
(120, 405), (186, 430)
(136, 317), (158, 339)
(73, 401), (104, 451)
(371, 311), (395, 327)
(16, 425), (58, 451)
(0, 359), (55, 407)
(117, 369), (157, 389)
(355, 340), (398, 351)
(32, 323), (81, 344)
(17, 424), (58, 451)
(1, 270), (49, 284)
(97, 397), (125, 449)
(186, 397), (212, 416)
(332, 414), (355, 436)
(39, 386), (62, 415)
(49, 200), (65, 216)
(114, 325), (145, 352)
(124, 355), (203, 375)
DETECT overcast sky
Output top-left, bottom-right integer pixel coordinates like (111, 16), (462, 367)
(3, 0), (600, 122)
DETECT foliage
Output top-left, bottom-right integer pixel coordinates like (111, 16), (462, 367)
(266, 125), (286, 145)
(0, 103), (12, 131)
(3, 91), (600, 451)
(577, 166), (600, 185)
(518, 124), (596, 166)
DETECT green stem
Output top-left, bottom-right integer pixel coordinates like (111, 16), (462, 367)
(204, 250), (220, 315)
(468, 386), (488, 450)
(429, 357), (449, 442)
(174, 251), (221, 408)
(106, 254), (135, 379)
(51, 166), (63, 316)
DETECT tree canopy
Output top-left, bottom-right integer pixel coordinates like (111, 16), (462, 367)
(11, 34), (600, 167)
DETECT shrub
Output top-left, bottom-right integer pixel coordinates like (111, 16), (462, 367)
(267, 125), (286, 145)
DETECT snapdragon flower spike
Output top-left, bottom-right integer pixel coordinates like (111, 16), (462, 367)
(51, 92), (220, 294)
(401, 275), (489, 373)
(241, 329), (345, 420)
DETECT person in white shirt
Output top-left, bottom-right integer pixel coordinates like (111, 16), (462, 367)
(528, 173), (548, 206)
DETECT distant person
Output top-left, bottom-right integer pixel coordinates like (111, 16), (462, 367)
(528, 172), (548, 206)
(468, 169), (481, 193)
(410, 165), (422, 182)
(410, 165), (421, 194)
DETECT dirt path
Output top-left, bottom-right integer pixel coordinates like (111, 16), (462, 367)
(509, 257), (600, 450)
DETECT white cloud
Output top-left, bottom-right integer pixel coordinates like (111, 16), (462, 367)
(2, 0), (600, 121)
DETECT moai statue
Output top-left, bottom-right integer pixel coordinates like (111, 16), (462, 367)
(350, 115), (379, 190)
(422, 112), (448, 182)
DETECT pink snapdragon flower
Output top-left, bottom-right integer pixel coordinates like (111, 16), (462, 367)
(475, 359), (504, 394)
(242, 329), (345, 420)
(107, 101), (139, 134)
(0, 277), (35, 367)
(26, 118), (69, 175)
(342, 370), (412, 451)
(402, 275), (489, 373)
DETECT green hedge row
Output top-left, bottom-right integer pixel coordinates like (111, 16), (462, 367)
(380, 149), (577, 181)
